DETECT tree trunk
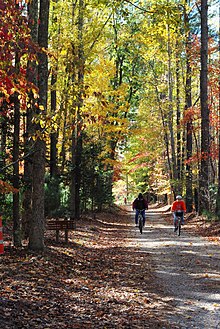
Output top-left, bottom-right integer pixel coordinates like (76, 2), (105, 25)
(175, 43), (181, 191)
(167, 24), (177, 186)
(199, 0), (209, 213)
(184, 3), (193, 212)
(215, 5), (220, 218)
(22, 111), (33, 239)
(12, 44), (21, 247)
(12, 91), (22, 247)
(29, 0), (49, 251)
(0, 102), (7, 174)
(70, 0), (84, 220)
(22, 0), (38, 239)
(60, 98), (68, 175)
(155, 89), (173, 182)
(50, 71), (58, 178)
(185, 59), (193, 212)
(70, 130), (76, 219)
(0, 102), (7, 208)
(50, 0), (58, 178)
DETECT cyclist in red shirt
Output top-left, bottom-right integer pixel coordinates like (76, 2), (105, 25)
(171, 195), (186, 231)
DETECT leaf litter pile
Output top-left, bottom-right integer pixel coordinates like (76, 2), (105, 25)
(0, 208), (174, 328)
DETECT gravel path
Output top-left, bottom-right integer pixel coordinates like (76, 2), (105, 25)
(133, 208), (220, 329)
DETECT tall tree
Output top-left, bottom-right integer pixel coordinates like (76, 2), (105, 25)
(50, 0), (59, 178)
(175, 42), (181, 185)
(215, 2), (220, 218)
(29, 0), (50, 251)
(184, 1), (193, 212)
(12, 88), (21, 247)
(22, 0), (38, 239)
(70, 0), (84, 220)
(199, 0), (209, 213)
(167, 22), (177, 189)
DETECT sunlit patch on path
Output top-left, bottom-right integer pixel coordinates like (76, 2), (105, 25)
(129, 205), (220, 329)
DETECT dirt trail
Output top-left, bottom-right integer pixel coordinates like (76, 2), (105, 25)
(131, 205), (220, 329)
(1, 205), (219, 328)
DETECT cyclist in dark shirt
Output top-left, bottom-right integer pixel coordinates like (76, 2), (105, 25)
(132, 193), (148, 226)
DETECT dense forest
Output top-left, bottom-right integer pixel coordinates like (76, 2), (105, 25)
(0, 0), (219, 251)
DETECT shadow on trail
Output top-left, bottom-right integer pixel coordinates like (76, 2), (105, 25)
(1, 214), (172, 329)
(1, 206), (219, 328)
(133, 208), (220, 329)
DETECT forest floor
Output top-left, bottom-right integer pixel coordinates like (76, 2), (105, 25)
(0, 204), (220, 328)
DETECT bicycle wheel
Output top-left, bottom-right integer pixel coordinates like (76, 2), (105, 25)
(139, 214), (143, 234)
(177, 218), (181, 236)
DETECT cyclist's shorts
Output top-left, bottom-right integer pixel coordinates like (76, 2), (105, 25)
(175, 211), (184, 216)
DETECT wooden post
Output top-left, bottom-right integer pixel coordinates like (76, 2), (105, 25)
(0, 216), (4, 254)
(56, 218), (59, 242)
(65, 221), (68, 243)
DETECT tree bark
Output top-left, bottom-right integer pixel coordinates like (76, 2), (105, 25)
(22, 0), (38, 239)
(50, 0), (58, 178)
(12, 91), (22, 247)
(199, 0), (209, 213)
(185, 60), (193, 212)
(70, 0), (84, 220)
(215, 4), (220, 218)
(167, 24), (177, 186)
(0, 102), (7, 207)
(50, 71), (58, 178)
(29, 0), (49, 251)
(184, 3), (193, 212)
(176, 42), (181, 190)
(0, 101), (7, 173)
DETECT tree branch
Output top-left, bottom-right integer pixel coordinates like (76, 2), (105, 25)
(0, 143), (37, 173)
(88, 12), (113, 56)
(123, 0), (153, 13)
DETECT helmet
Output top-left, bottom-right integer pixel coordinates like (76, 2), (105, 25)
(176, 195), (182, 200)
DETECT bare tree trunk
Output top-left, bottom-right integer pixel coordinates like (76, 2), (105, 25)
(12, 90), (21, 247)
(199, 0), (209, 213)
(22, 0), (38, 239)
(0, 107), (7, 172)
(184, 3), (193, 212)
(76, 0), (84, 218)
(70, 0), (84, 220)
(167, 24), (177, 186)
(29, 0), (49, 251)
(215, 5), (220, 218)
(60, 98), (68, 175)
(185, 60), (193, 212)
(50, 71), (58, 178)
(50, 0), (59, 178)
(155, 90), (173, 181)
(175, 42), (182, 192)
(0, 102), (7, 211)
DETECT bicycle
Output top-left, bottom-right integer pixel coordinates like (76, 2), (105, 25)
(174, 211), (183, 236)
(137, 209), (144, 234)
